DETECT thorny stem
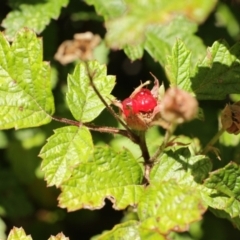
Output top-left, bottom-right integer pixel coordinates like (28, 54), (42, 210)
(150, 124), (177, 162)
(201, 128), (225, 155)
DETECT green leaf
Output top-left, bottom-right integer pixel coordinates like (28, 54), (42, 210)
(145, 16), (206, 66)
(48, 233), (69, 240)
(123, 44), (144, 61)
(0, 218), (6, 240)
(191, 40), (240, 100)
(203, 162), (240, 218)
(7, 227), (32, 240)
(2, 0), (69, 40)
(138, 181), (205, 234)
(215, 2), (240, 39)
(92, 221), (141, 240)
(220, 131), (240, 147)
(150, 149), (212, 184)
(40, 126), (93, 187)
(66, 61), (115, 122)
(59, 147), (144, 211)
(0, 29), (54, 129)
(166, 40), (192, 90)
(137, 149), (210, 234)
(85, 0), (126, 20)
(105, 0), (216, 49)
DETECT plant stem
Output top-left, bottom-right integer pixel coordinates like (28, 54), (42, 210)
(138, 131), (150, 163)
(85, 64), (133, 133)
(150, 124), (176, 162)
(51, 116), (138, 142)
(201, 128), (225, 155)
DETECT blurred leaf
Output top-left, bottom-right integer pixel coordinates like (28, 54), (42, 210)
(215, 3), (240, 39)
(40, 126), (94, 187)
(0, 131), (8, 148)
(14, 128), (46, 149)
(48, 233), (69, 240)
(59, 146), (144, 211)
(50, 66), (58, 89)
(105, 0), (216, 49)
(123, 44), (144, 61)
(0, 29), (54, 129)
(7, 142), (40, 184)
(191, 40), (240, 100)
(203, 162), (240, 218)
(2, 0), (69, 40)
(66, 61), (115, 122)
(110, 126), (163, 160)
(7, 227), (32, 240)
(220, 131), (240, 147)
(92, 220), (141, 240)
(85, 0), (126, 20)
(0, 170), (33, 219)
(145, 16), (206, 66)
(93, 41), (110, 64)
(0, 217), (6, 240)
(138, 181), (205, 234)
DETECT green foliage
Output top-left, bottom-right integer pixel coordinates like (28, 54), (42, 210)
(204, 162), (240, 218)
(40, 126), (94, 187)
(2, 0), (69, 40)
(59, 147), (144, 211)
(66, 61), (115, 122)
(1, 0), (240, 239)
(167, 39), (240, 99)
(0, 29), (54, 129)
(7, 227), (32, 240)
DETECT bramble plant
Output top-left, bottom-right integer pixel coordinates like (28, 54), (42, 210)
(1, 0), (240, 240)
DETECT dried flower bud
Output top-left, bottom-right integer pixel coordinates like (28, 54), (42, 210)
(160, 88), (198, 124)
(221, 102), (240, 134)
(54, 32), (101, 65)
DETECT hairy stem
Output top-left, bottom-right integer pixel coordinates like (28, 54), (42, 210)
(85, 63), (152, 162)
(85, 64), (132, 133)
(201, 128), (225, 155)
(51, 116), (137, 140)
(138, 131), (150, 164)
(150, 124), (176, 162)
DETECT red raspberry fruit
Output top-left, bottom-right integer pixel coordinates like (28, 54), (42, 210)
(133, 89), (157, 112)
(122, 98), (139, 117)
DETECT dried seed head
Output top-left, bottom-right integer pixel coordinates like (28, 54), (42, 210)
(160, 88), (198, 124)
(54, 32), (101, 65)
(221, 102), (240, 135)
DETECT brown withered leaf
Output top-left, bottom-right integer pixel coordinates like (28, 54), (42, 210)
(54, 31), (101, 65)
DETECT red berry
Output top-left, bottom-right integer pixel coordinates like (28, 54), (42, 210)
(133, 89), (157, 112)
(122, 98), (139, 117)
